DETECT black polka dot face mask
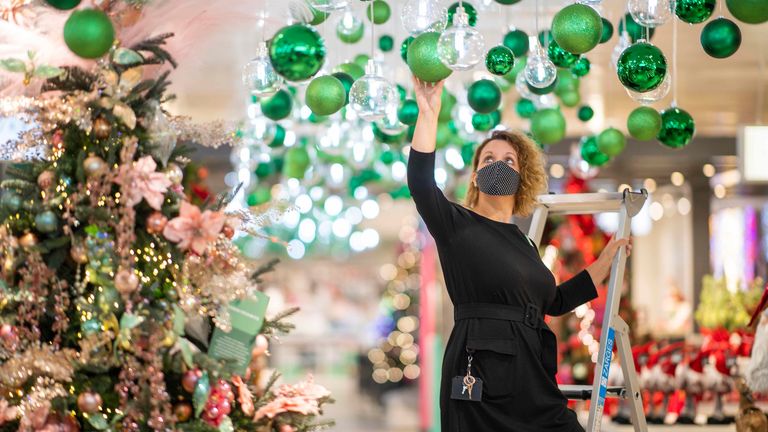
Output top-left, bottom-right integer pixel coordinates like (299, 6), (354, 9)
(475, 160), (521, 196)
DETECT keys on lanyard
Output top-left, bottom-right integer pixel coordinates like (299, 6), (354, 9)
(463, 351), (476, 399)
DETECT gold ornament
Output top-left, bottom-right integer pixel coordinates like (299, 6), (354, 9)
(165, 163), (183, 185)
(83, 154), (107, 177)
(146, 211), (168, 234)
(18, 232), (37, 248)
(37, 170), (55, 190)
(92, 116), (112, 139)
(173, 402), (192, 422)
(114, 267), (139, 294)
(222, 225), (234, 239)
(70, 243), (88, 264)
(76, 391), (102, 414)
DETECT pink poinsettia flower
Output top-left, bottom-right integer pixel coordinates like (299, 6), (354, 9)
(163, 201), (225, 255)
(115, 156), (172, 210)
(253, 396), (320, 421)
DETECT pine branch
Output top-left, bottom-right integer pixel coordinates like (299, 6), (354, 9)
(130, 33), (178, 69)
(143, 70), (173, 103)
(212, 182), (242, 211)
(251, 258), (280, 283)
(262, 307), (299, 335)
(41, 66), (96, 93)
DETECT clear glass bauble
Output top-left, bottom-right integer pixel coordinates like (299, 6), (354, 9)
(376, 97), (408, 135)
(626, 72), (671, 105)
(532, 93), (559, 110)
(337, 9), (363, 38)
(514, 72), (535, 99)
(569, 142), (600, 180)
(244, 116), (277, 145)
(611, 32), (632, 71)
(242, 43), (283, 98)
(349, 60), (397, 122)
(309, 0), (348, 12)
(401, 0), (448, 35)
(524, 47), (557, 88)
(628, 0), (673, 27)
(437, 6), (485, 71)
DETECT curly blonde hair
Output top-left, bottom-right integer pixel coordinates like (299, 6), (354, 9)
(464, 129), (548, 217)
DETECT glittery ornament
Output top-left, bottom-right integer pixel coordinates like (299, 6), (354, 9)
(305, 75), (346, 116)
(268, 24), (326, 82)
(242, 42), (283, 99)
(114, 267), (139, 294)
(551, 3), (603, 54)
(570, 57), (590, 77)
(92, 116), (111, 139)
(84, 154), (106, 177)
(37, 170), (55, 190)
(657, 107), (695, 148)
(530, 108), (566, 145)
(438, 5), (485, 71)
(524, 48), (557, 88)
(146, 211), (168, 234)
(580, 135), (610, 166)
(701, 18), (742, 59)
(597, 127), (626, 156)
(485, 45), (515, 76)
(547, 40), (579, 68)
(516, 98), (536, 119)
(77, 391), (102, 414)
(35, 210), (58, 233)
(627, 106), (662, 140)
(401, 0), (447, 35)
(350, 60), (398, 121)
(408, 32), (453, 82)
(617, 42), (667, 93)
(252, 334), (269, 357)
(19, 232), (37, 248)
(182, 369), (202, 393)
(675, 0), (716, 24)
(165, 163), (184, 185)
(503, 29), (529, 57)
(174, 402), (192, 422)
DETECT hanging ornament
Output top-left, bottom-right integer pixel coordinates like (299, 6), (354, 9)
(467, 79), (501, 114)
(354, 54), (371, 69)
(269, 124), (287, 148)
(580, 136), (610, 166)
(35, 210), (58, 233)
(528, 78), (557, 96)
(515, 73), (535, 99)
(438, 5), (485, 71)
(554, 69), (579, 96)
(628, 0), (674, 27)
(701, 18), (742, 58)
(448, 1), (478, 26)
(284, 146), (311, 178)
(627, 106), (662, 140)
(63, 8), (115, 59)
(350, 60), (397, 121)
(570, 57), (590, 77)
(401, 36), (415, 62)
(379, 34), (394, 51)
(471, 112), (495, 131)
(1, 192), (21, 212)
(19, 232), (38, 248)
(532, 93), (558, 110)
(626, 70), (671, 104)
(243, 43), (283, 98)
(269, 24), (326, 82)
(617, 42), (667, 93)
(597, 127), (626, 156)
(401, 0), (448, 35)
(398, 99), (420, 125)
(308, 4), (330, 25)
(408, 31), (453, 82)
(45, 0), (81, 9)
(618, 13), (656, 43)
(610, 31), (632, 70)
(334, 61), (365, 80)
(516, 98), (536, 119)
(376, 97), (408, 136)
(165, 163), (184, 185)
(77, 391), (102, 414)
(578, 105), (594, 121)
(658, 107), (695, 148)
(331, 72), (354, 104)
(559, 90), (581, 108)
(309, 0), (348, 12)
(182, 369), (202, 393)
(675, 0), (716, 24)
(174, 402), (193, 423)
(503, 55), (527, 83)
(503, 29), (529, 57)
(306, 75), (346, 116)
(366, 0), (391, 24)
(83, 154), (106, 177)
(524, 47), (557, 88)
(37, 171), (56, 190)
(115, 267), (139, 294)
(600, 18), (614, 43)
(146, 211), (168, 235)
(530, 108), (566, 145)
(485, 45), (515, 76)
(551, 3), (603, 54)
(260, 89), (293, 121)
(494, 0), (522, 4)
(337, 10), (364, 44)
(726, 0), (768, 24)
(538, 30), (554, 47)
(547, 40), (579, 68)
(92, 116), (111, 139)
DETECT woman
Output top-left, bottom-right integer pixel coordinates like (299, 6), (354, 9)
(407, 76), (631, 432)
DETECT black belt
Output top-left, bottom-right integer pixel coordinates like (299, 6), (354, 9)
(454, 302), (544, 329)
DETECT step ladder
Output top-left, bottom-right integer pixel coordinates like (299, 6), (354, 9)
(527, 189), (649, 432)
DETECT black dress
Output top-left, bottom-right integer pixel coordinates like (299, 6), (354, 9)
(407, 148), (598, 432)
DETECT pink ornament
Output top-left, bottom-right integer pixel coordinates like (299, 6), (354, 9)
(146, 212), (168, 235)
(0, 324), (14, 339)
(37, 171), (55, 190)
(181, 369), (201, 393)
(77, 391), (102, 414)
(251, 334), (269, 358)
(114, 268), (139, 294)
(219, 400), (231, 415)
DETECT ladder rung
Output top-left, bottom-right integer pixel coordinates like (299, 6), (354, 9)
(536, 190), (648, 217)
(559, 385), (626, 400)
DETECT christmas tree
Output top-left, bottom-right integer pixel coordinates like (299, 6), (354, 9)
(0, 21), (331, 432)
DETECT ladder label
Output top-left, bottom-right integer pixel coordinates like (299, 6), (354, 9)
(594, 327), (615, 432)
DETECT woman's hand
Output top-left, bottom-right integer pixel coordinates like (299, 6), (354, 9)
(412, 75), (444, 121)
(585, 235), (632, 287)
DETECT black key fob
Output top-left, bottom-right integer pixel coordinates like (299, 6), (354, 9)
(450, 376), (483, 401)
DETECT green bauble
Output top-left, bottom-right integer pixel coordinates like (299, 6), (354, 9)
(45, 0), (80, 9)
(658, 107), (695, 148)
(597, 127), (626, 156)
(551, 3), (603, 55)
(580, 136), (610, 166)
(366, 0), (391, 24)
(547, 40), (579, 68)
(407, 32), (453, 82)
(372, 123), (406, 144)
(560, 91), (581, 108)
(305, 75), (346, 115)
(0, 192), (21, 212)
(571, 57), (591, 77)
(269, 124), (287, 148)
(627, 106), (662, 141)
(401, 36), (415, 62)
(600, 18), (614, 44)
(309, 6), (330, 25)
(435, 122), (456, 149)
(439, 89), (457, 121)
(577, 105), (594, 122)
(331, 72), (354, 104)
(284, 147), (311, 178)
(269, 24), (326, 82)
(261, 89), (293, 120)
(494, 0), (522, 4)
(516, 98), (536, 119)
(528, 77), (557, 95)
(448, 2), (478, 26)
(530, 108), (566, 145)
(247, 187), (272, 206)
(726, 0), (768, 24)
(63, 9), (115, 59)
(503, 55), (527, 83)
(617, 42), (667, 92)
(618, 13), (656, 43)
(471, 112), (495, 131)
(398, 99), (420, 125)
(334, 62), (364, 80)
(255, 161), (275, 178)
(675, 0), (716, 24)
(701, 18), (742, 58)
(485, 45), (515, 76)
(354, 54), (370, 68)
(379, 35), (394, 52)
(554, 69), (579, 96)
(337, 18), (364, 44)
(538, 30), (554, 47)
(35, 210), (58, 233)
(467, 79), (502, 114)
(503, 29), (529, 57)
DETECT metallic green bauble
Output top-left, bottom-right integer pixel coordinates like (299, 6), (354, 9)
(560, 91), (581, 108)
(618, 13), (656, 43)
(467, 79), (502, 114)
(448, 2), (478, 26)
(308, 6), (330, 25)
(530, 108), (566, 145)
(334, 62), (364, 80)
(701, 18), (742, 58)
(675, 0), (716, 24)
(658, 107), (695, 148)
(269, 124), (287, 148)
(627, 106), (662, 141)
(306, 75), (346, 115)
(600, 18), (614, 44)
(401, 36), (415, 62)
(35, 210), (58, 233)
(485, 45), (515, 76)
(580, 136), (610, 166)
(538, 30), (554, 47)
(284, 146), (311, 178)
(407, 32), (453, 83)
(528, 77), (557, 95)
(547, 40), (579, 68)
(551, 3), (603, 54)
(597, 127), (626, 156)
(398, 99), (420, 125)
(471, 112), (495, 131)
(379, 34), (394, 52)
(366, 0), (391, 24)
(726, 0), (768, 24)
(331, 72), (354, 104)
(516, 98), (536, 119)
(63, 9), (115, 59)
(577, 105), (594, 122)
(337, 17), (364, 44)
(503, 29), (529, 57)
(45, 0), (81, 9)
(617, 42), (667, 93)
(269, 24), (326, 82)
(260, 89), (293, 120)
(571, 57), (590, 77)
